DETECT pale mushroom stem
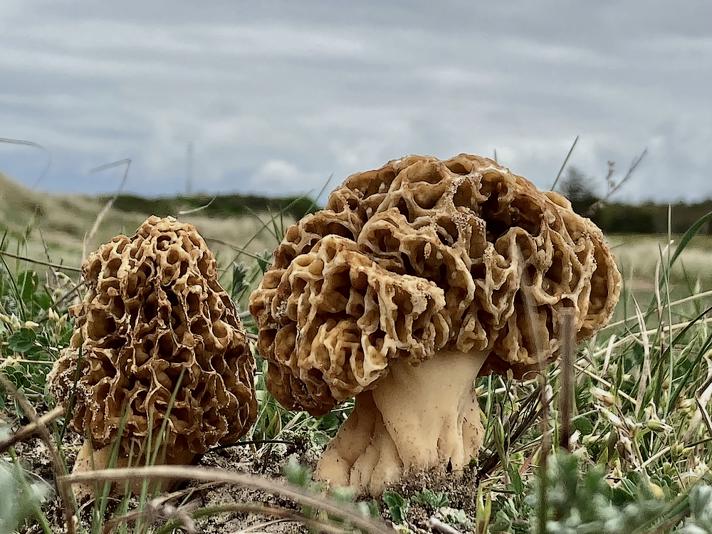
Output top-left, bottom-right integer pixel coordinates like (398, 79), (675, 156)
(315, 350), (488, 496)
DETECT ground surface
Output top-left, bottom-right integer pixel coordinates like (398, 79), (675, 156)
(12, 429), (479, 533)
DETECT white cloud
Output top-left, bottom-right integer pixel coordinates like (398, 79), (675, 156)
(249, 160), (312, 194)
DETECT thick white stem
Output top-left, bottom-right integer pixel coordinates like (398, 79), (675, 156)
(316, 351), (487, 496)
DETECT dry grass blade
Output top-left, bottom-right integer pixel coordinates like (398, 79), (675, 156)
(0, 405), (64, 453)
(0, 373), (77, 534)
(550, 135), (579, 191)
(558, 310), (575, 450)
(633, 298), (652, 413)
(695, 396), (712, 440)
(178, 197), (216, 215)
(573, 364), (637, 405)
(0, 137), (52, 188)
(239, 519), (289, 533)
(684, 354), (712, 442)
(535, 382), (550, 534)
(0, 358), (54, 365)
(157, 502), (354, 534)
(601, 334), (616, 375)
(601, 290), (712, 332)
(428, 516), (462, 534)
(102, 498), (198, 534)
(83, 158), (131, 261)
(517, 250), (552, 534)
(60, 465), (391, 534)
(0, 250), (81, 273)
(587, 148), (647, 214)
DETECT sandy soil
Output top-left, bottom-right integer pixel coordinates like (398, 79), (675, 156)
(11, 427), (481, 533)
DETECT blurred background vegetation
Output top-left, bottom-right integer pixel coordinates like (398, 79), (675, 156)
(558, 167), (712, 235)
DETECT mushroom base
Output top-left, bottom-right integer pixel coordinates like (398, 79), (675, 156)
(315, 350), (487, 496)
(71, 439), (196, 500)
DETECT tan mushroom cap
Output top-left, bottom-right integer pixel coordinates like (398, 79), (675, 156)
(49, 216), (257, 458)
(250, 154), (621, 416)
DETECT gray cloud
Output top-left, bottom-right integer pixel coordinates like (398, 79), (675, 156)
(0, 0), (710, 202)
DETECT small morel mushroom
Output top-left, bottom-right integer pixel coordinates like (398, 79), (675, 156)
(250, 154), (621, 496)
(49, 216), (257, 495)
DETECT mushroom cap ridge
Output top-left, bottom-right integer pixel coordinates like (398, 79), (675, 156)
(249, 154), (621, 416)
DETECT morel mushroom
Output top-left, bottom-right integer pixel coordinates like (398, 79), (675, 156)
(249, 154), (621, 496)
(49, 216), (257, 490)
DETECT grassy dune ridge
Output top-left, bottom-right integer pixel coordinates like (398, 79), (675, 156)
(0, 172), (300, 270)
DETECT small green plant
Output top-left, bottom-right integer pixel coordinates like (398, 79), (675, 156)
(413, 488), (449, 508)
(283, 457), (378, 526)
(0, 459), (51, 533)
(382, 490), (410, 525)
(283, 456), (317, 489)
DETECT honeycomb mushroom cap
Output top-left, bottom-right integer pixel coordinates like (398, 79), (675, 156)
(250, 154), (621, 415)
(49, 216), (257, 457)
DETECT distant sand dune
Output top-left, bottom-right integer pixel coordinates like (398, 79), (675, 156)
(0, 172), (289, 270)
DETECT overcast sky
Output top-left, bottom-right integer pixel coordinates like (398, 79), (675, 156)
(1, 1), (710, 202)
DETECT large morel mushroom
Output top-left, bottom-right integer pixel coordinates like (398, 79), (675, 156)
(250, 154), (621, 496)
(50, 216), (257, 486)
